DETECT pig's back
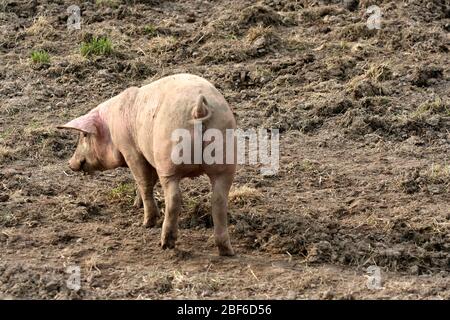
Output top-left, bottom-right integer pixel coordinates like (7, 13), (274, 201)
(142, 73), (234, 130)
(136, 74), (236, 176)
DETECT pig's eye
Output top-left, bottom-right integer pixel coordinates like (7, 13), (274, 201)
(83, 133), (88, 138)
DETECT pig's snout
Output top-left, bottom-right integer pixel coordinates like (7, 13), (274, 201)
(68, 157), (85, 172)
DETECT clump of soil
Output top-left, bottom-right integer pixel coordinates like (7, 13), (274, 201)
(239, 5), (284, 28)
(412, 65), (444, 87)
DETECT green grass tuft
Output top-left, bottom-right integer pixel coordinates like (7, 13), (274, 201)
(109, 182), (135, 201)
(31, 50), (50, 64)
(144, 24), (158, 37)
(80, 36), (113, 57)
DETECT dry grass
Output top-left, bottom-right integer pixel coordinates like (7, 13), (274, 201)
(0, 211), (17, 227)
(23, 125), (52, 139)
(350, 41), (377, 55)
(348, 62), (391, 88)
(286, 34), (314, 51)
(172, 270), (224, 294)
(26, 16), (54, 38)
(239, 4), (282, 27)
(229, 185), (263, 206)
(245, 25), (274, 43)
(301, 5), (344, 22)
(148, 36), (178, 54)
(0, 146), (13, 163)
(425, 163), (450, 181)
(85, 254), (102, 273)
(337, 23), (377, 41)
(200, 38), (249, 64)
(365, 63), (392, 82)
(142, 268), (226, 297)
(413, 97), (449, 118)
(95, 0), (121, 8)
(345, 62), (390, 98)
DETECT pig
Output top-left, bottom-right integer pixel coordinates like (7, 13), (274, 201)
(58, 74), (236, 256)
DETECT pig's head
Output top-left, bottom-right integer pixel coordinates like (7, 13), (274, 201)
(57, 111), (125, 173)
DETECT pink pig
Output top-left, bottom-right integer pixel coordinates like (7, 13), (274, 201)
(58, 74), (236, 256)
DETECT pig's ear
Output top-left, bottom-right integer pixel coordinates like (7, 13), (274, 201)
(57, 112), (99, 134)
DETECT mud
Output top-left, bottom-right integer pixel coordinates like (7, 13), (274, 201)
(0, 0), (449, 299)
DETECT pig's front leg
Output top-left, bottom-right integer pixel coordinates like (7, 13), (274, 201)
(125, 154), (160, 227)
(159, 176), (182, 249)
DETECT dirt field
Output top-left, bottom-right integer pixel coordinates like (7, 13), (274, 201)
(0, 0), (449, 299)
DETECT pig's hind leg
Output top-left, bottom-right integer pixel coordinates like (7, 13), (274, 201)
(133, 186), (143, 208)
(159, 176), (182, 249)
(125, 154), (160, 227)
(208, 172), (235, 256)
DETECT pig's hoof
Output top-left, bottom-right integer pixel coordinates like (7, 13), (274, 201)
(161, 236), (176, 250)
(133, 196), (143, 208)
(142, 218), (157, 228)
(218, 246), (235, 257)
(161, 241), (176, 250)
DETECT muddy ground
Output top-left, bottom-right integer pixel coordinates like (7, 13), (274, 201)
(0, 0), (449, 299)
